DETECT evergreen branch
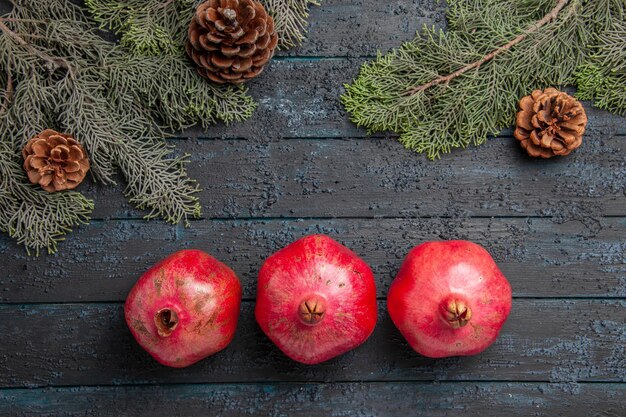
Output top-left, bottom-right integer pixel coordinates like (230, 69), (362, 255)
(574, 3), (626, 115)
(85, 0), (257, 128)
(104, 52), (256, 130)
(0, 18), (74, 76)
(116, 142), (201, 224)
(57, 72), (203, 224)
(158, 0), (178, 9)
(0, 142), (94, 255)
(405, 0), (570, 95)
(1, 0), (255, 252)
(86, 0), (320, 54)
(0, 71), (12, 116)
(85, 0), (198, 56)
(342, 0), (624, 159)
(261, 0), (320, 49)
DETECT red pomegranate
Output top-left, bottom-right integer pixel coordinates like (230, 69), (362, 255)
(125, 249), (241, 367)
(388, 240), (512, 358)
(255, 235), (378, 364)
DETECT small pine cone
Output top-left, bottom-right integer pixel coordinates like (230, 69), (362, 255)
(22, 129), (90, 192)
(514, 88), (588, 158)
(186, 0), (278, 84)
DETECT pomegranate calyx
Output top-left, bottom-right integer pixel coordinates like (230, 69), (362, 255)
(155, 308), (179, 337)
(298, 295), (327, 325)
(441, 298), (472, 329)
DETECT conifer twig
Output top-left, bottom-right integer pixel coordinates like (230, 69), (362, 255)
(0, 72), (13, 116)
(2, 0), (252, 253)
(342, 0), (621, 159)
(0, 18), (74, 76)
(404, 0), (570, 95)
(157, 0), (177, 8)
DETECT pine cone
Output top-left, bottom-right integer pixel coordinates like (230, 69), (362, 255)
(514, 88), (588, 158)
(22, 129), (90, 192)
(186, 0), (278, 84)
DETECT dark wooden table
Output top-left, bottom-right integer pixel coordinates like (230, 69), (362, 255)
(1, 1), (625, 416)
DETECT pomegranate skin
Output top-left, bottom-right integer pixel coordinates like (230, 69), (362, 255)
(125, 249), (241, 368)
(388, 240), (512, 358)
(255, 235), (378, 365)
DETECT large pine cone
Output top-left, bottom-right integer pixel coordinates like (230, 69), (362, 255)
(22, 129), (90, 192)
(514, 88), (588, 158)
(186, 0), (278, 84)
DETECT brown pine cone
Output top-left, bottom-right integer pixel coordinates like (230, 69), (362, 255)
(186, 0), (278, 84)
(514, 88), (588, 158)
(22, 129), (90, 192)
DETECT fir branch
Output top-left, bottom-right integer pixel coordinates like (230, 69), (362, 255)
(85, 0), (198, 56)
(0, 71), (12, 115)
(575, 3), (626, 114)
(104, 52), (255, 130)
(84, 0), (258, 128)
(0, 17), (74, 76)
(342, 0), (624, 159)
(57, 74), (202, 224)
(405, 0), (570, 95)
(0, 142), (94, 255)
(261, 0), (320, 49)
(86, 0), (320, 54)
(0, 0), (256, 252)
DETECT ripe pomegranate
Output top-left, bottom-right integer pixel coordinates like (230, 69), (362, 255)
(255, 235), (377, 364)
(388, 240), (512, 358)
(125, 249), (241, 367)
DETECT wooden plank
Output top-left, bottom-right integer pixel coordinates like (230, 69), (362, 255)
(0, 299), (623, 388)
(83, 133), (626, 220)
(0, 0), (446, 58)
(4, 2), (622, 142)
(183, 59), (626, 139)
(277, 0), (447, 57)
(1, 382), (624, 417)
(1, 217), (624, 303)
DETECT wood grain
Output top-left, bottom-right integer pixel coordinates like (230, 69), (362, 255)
(1, 217), (624, 303)
(0, 300), (623, 388)
(279, 0), (448, 57)
(85, 58), (626, 223)
(80, 134), (626, 220)
(1, 382), (624, 417)
(178, 59), (626, 140)
(0, 0), (447, 57)
(1, 0), (624, 414)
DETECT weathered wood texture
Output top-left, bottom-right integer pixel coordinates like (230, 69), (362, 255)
(1, 0), (625, 415)
(1, 217), (624, 303)
(81, 60), (626, 221)
(279, 0), (447, 57)
(1, 300), (623, 388)
(181, 60), (626, 141)
(1, 382), (624, 417)
(67, 60), (626, 221)
(0, 0), (447, 57)
(82, 133), (626, 220)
